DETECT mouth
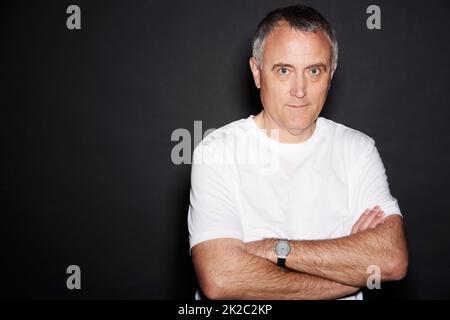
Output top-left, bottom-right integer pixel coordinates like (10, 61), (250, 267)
(285, 104), (310, 109)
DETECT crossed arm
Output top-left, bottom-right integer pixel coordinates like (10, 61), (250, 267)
(191, 206), (408, 299)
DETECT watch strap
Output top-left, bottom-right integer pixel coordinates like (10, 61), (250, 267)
(277, 257), (286, 268)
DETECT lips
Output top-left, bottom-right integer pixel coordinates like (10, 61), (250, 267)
(286, 104), (309, 108)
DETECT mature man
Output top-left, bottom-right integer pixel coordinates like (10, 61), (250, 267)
(187, 5), (408, 299)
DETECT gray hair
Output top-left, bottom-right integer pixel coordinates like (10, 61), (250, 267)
(252, 4), (338, 71)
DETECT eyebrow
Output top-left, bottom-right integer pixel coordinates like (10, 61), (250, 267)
(271, 62), (328, 71)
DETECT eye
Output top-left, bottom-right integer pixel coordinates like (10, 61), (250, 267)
(309, 67), (321, 76)
(277, 67), (290, 76)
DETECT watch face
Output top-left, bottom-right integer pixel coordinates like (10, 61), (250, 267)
(276, 241), (290, 256)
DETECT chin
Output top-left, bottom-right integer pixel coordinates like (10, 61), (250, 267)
(284, 115), (313, 131)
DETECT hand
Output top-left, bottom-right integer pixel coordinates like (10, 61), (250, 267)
(351, 206), (385, 234)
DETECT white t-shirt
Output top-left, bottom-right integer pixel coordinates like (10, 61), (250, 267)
(188, 115), (402, 300)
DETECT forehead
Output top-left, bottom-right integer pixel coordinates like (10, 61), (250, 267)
(262, 22), (332, 66)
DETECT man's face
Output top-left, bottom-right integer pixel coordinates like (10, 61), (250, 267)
(250, 21), (334, 135)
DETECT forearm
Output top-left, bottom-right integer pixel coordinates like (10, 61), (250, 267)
(193, 240), (359, 300)
(289, 216), (407, 286)
(249, 216), (408, 287)
(289, 231), (388, 287)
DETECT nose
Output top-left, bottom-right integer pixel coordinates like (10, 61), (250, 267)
(290, 74), (307, 99)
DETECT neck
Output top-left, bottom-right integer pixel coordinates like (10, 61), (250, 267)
(254, 110), (317, 144)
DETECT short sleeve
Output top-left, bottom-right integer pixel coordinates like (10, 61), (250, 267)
(187, 143), (244, 251)
(348, 137), (402, 224)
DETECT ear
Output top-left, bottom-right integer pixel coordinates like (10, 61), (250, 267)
(330, 64), (337, 80)
(327, 64), (337, 90)
(249, 57), (261, 89)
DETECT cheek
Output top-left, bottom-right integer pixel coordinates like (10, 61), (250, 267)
(261, 78), (289, 104)
(309, 81), (330, 102)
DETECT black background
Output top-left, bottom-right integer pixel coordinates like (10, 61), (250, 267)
(1, 0), (449, 299)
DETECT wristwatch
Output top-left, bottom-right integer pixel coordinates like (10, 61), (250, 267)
(275, 239), (291, 268)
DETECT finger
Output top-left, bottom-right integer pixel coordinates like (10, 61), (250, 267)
(358, 207), (380, 231)
(351, 209), (370, 234)
(368, 210), (385, 229)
